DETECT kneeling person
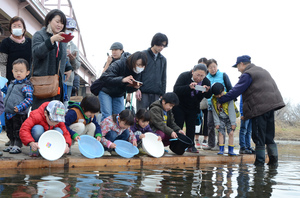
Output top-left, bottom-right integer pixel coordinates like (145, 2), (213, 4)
(20, 100), (71, 157)
(65, 95), (102, 142)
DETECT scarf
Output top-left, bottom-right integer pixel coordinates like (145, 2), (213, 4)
(9, 35), (25, 44)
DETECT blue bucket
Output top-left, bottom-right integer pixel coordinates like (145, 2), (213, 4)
(78, 135), (104, 158)
(114, 140), (139, 158)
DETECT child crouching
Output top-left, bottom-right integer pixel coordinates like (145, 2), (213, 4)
(100, 109), (137, 152)
(65, 95), (102, 143)
(19, 100), (71, 157)
(130, 108), (161, 148)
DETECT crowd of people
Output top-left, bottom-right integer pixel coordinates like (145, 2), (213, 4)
(0, 9), (285, 167)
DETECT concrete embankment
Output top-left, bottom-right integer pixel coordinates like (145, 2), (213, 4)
(0, 131), (256, 169)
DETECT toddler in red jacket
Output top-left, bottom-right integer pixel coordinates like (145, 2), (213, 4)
(19, 100), (72, 157)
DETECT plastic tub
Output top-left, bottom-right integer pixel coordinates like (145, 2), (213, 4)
(78, 135), (104, 159)
(38, 130), (66, 161)
(114, 140), (139, 158)
(142, 132), (164, 158)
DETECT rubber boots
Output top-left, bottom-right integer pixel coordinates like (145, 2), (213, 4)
(218, 144), (224, 155)
(228, 145), (237, 156)
(266, 144), (278, 168)
(254, 146), (266, 166)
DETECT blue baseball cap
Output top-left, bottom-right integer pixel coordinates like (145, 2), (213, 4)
(66, 18), (77, 29)
(232, 55), (251, 67)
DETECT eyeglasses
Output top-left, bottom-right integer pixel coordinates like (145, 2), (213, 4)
(158, 44), (167, 47)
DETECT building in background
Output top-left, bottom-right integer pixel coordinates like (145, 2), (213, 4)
(0, 0), (97, 97)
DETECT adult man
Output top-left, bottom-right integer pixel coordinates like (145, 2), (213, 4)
(65, 18), (81, 100)
(136, 33), (168, 110)
(218, 55), (285, 167)
(102, 42), (130, 73)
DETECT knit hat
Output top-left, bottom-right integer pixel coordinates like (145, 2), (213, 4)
(211, 82), (224, 96)
(110, 42), (123, 50)
(232, 55), (251, 67)
(46, 100), (66, 122)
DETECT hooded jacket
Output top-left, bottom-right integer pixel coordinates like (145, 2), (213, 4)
(65, 101), (102, 139)
(149, 100), (181, 136)
(19, 102), (72, 147)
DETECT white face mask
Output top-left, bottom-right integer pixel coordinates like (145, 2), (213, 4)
(65, 30), (73, 35)
(12, 28), (23, 37)
(133, 67), (144, 74)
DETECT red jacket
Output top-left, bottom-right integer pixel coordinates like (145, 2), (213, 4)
(20, 102), (72, 146)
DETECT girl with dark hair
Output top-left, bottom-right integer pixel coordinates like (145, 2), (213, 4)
(97, 51), (147, 121)
(100, 109), (137, 153)
(173, 64), (212, 153)
(31, 9), (72, 110)
(130, 108), (162, 148)
(0, 16), (31, 83)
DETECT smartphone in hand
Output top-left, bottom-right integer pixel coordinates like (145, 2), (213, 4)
(107, 53), (110, 57)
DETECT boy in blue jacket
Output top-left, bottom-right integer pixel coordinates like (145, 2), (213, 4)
(65, 96), (102, 146)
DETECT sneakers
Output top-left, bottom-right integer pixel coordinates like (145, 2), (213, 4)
(195, 141), (201, 149)
(239, 147), (252, 154)
(186, 146), (199, 153)
(3, 146), (12, 152)
(247, 147), (255, 154)
(202, 140), (208, 148)
(103, 151), (111, 156)
(9, 146), (22, 154)
(29, 146), (39, 157)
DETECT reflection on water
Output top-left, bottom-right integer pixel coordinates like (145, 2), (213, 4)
(0, 143), (299, 197)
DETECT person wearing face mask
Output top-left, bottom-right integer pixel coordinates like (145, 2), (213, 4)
(0, 16), (32, 83)
(172, 64), (212, 153)
(31, 9), (72, 110)
(96, 51), (147, 121)
(64, 18), (81, 101)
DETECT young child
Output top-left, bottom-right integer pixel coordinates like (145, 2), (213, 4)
(3, 58), (33, 154)
(130, 108), (162, 148)
(65, 95), (102, 143)
(149, 92), (185, 146)
(19, 100), (71, 157)
(211, 82), (237, 156)
(239, 95), (254, 154)
(100, 109), (137, 152)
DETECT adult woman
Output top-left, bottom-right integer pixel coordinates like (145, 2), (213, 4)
(195, 57), (209, 148)
(173, 64), (212, 153)
(98, 51), (147, 121)
(31, 9), (72, 110)
(203, 59), (233, 151)
(0, 16), (31, 83)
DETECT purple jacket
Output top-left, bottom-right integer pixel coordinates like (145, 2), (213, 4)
(130, 121), (154, 142)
